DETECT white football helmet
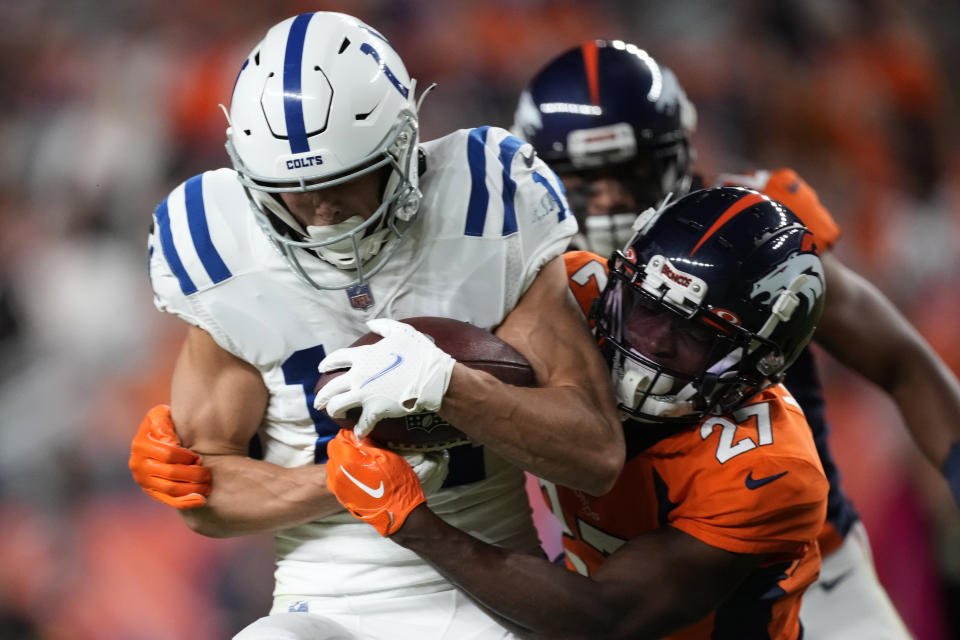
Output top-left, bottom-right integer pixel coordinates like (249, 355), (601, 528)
(225, 12), (423, 290)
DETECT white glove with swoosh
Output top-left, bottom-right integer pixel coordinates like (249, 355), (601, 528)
(315, 319), (456, 439)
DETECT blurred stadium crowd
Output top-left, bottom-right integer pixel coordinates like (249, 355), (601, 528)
(0, 0), (958, 637)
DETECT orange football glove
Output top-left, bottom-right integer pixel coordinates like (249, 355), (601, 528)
(325, 430), (425, 536)
(129, 404), (211, 509)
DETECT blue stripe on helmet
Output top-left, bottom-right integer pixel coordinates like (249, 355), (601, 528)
(497, 135), (525, 236)
(359, 25), (389, 44)
(359, 43), (409, 99)
(464, 126), (491, 237)
(154, 198), (197, 296)
(283, 13), (315, 154)
(184, 174), (232, 284)
(532, 171), (568, 222)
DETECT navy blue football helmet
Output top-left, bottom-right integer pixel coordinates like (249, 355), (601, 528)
(513, 41), (697, 255)
(592, 186), (826, 424)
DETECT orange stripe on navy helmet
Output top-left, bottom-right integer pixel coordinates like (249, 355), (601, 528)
(689, 192), (766, 257)
(581, 40), (601, 106)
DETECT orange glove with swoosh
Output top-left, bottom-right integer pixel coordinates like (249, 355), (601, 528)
(129, 404), (212, 509)
(325, 430), (426, 536)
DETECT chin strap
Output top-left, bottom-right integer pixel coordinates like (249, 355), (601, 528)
(755, 273), (807, 340)
(748, 273), (811, 376)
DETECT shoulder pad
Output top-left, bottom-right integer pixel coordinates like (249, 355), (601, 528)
(425, 126), (571, 239)
(149, 168), (252, 297)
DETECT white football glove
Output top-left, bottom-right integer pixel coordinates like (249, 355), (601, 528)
(315, 318), (456, 439)
(402, 449), (450, 496)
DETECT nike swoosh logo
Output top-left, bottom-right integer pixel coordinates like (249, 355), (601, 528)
(819, 569), (853, 592)
(744, 470), (789, 490)
(360, 353), (403, 388)
(520, 149), (536, 168)
(339, 465), (385, 498)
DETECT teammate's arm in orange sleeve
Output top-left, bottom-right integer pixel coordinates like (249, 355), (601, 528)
(815, 253), (960, 506)
(129, 404), (211, 509)
(168, 326), (343, 536)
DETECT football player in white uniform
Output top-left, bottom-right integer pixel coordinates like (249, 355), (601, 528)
(137, 13), (623, 639)
(510, 41), (960, 639)
(134, 30), (960, 640)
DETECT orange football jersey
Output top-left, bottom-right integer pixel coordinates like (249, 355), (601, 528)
(558, 251), (829, 639)
(564, 250), (608, 317)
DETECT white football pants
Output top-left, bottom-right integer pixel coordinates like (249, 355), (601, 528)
(800, 521), (912, 639)
(233, 589), (516, 640)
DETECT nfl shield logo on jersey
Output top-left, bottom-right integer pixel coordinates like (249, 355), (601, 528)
(347, 284), (374, 310)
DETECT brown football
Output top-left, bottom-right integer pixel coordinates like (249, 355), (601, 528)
(315, 317), (535, 451)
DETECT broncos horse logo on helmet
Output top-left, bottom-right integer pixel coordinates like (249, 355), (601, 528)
(592, 186), (826, 424)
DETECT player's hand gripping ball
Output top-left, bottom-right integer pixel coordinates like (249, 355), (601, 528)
(315, 317), (535, 450)
(325, 430), (427, 536)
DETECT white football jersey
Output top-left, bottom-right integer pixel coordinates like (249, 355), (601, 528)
(148, 126), (576, 610)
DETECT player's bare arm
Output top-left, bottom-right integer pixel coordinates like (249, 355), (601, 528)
(172, 326), (340, 537)
(324, 429), (763, 638)
(440, 255), (625, 495)
(391, 503), (760, 639)
(129, 405), (211, 508)
(815, 253), (960, 477)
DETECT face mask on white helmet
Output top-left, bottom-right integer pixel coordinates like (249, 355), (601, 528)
(224, 11), (426, 291)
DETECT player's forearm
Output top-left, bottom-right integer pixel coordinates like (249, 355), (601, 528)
(887, 345), (960, 467)
(833, 329), (960, 502)
(843, 327), (960, 467)
(179, 455), (341, 537)
(440, 364), (623, 495)
(815, 263), (960, 498)
(392, 506), (624, 639)
(817, 259), (960, 467)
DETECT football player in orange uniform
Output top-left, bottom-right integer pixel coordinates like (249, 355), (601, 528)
(509, 41), (956, 637)
(325, 187), (830, 638)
